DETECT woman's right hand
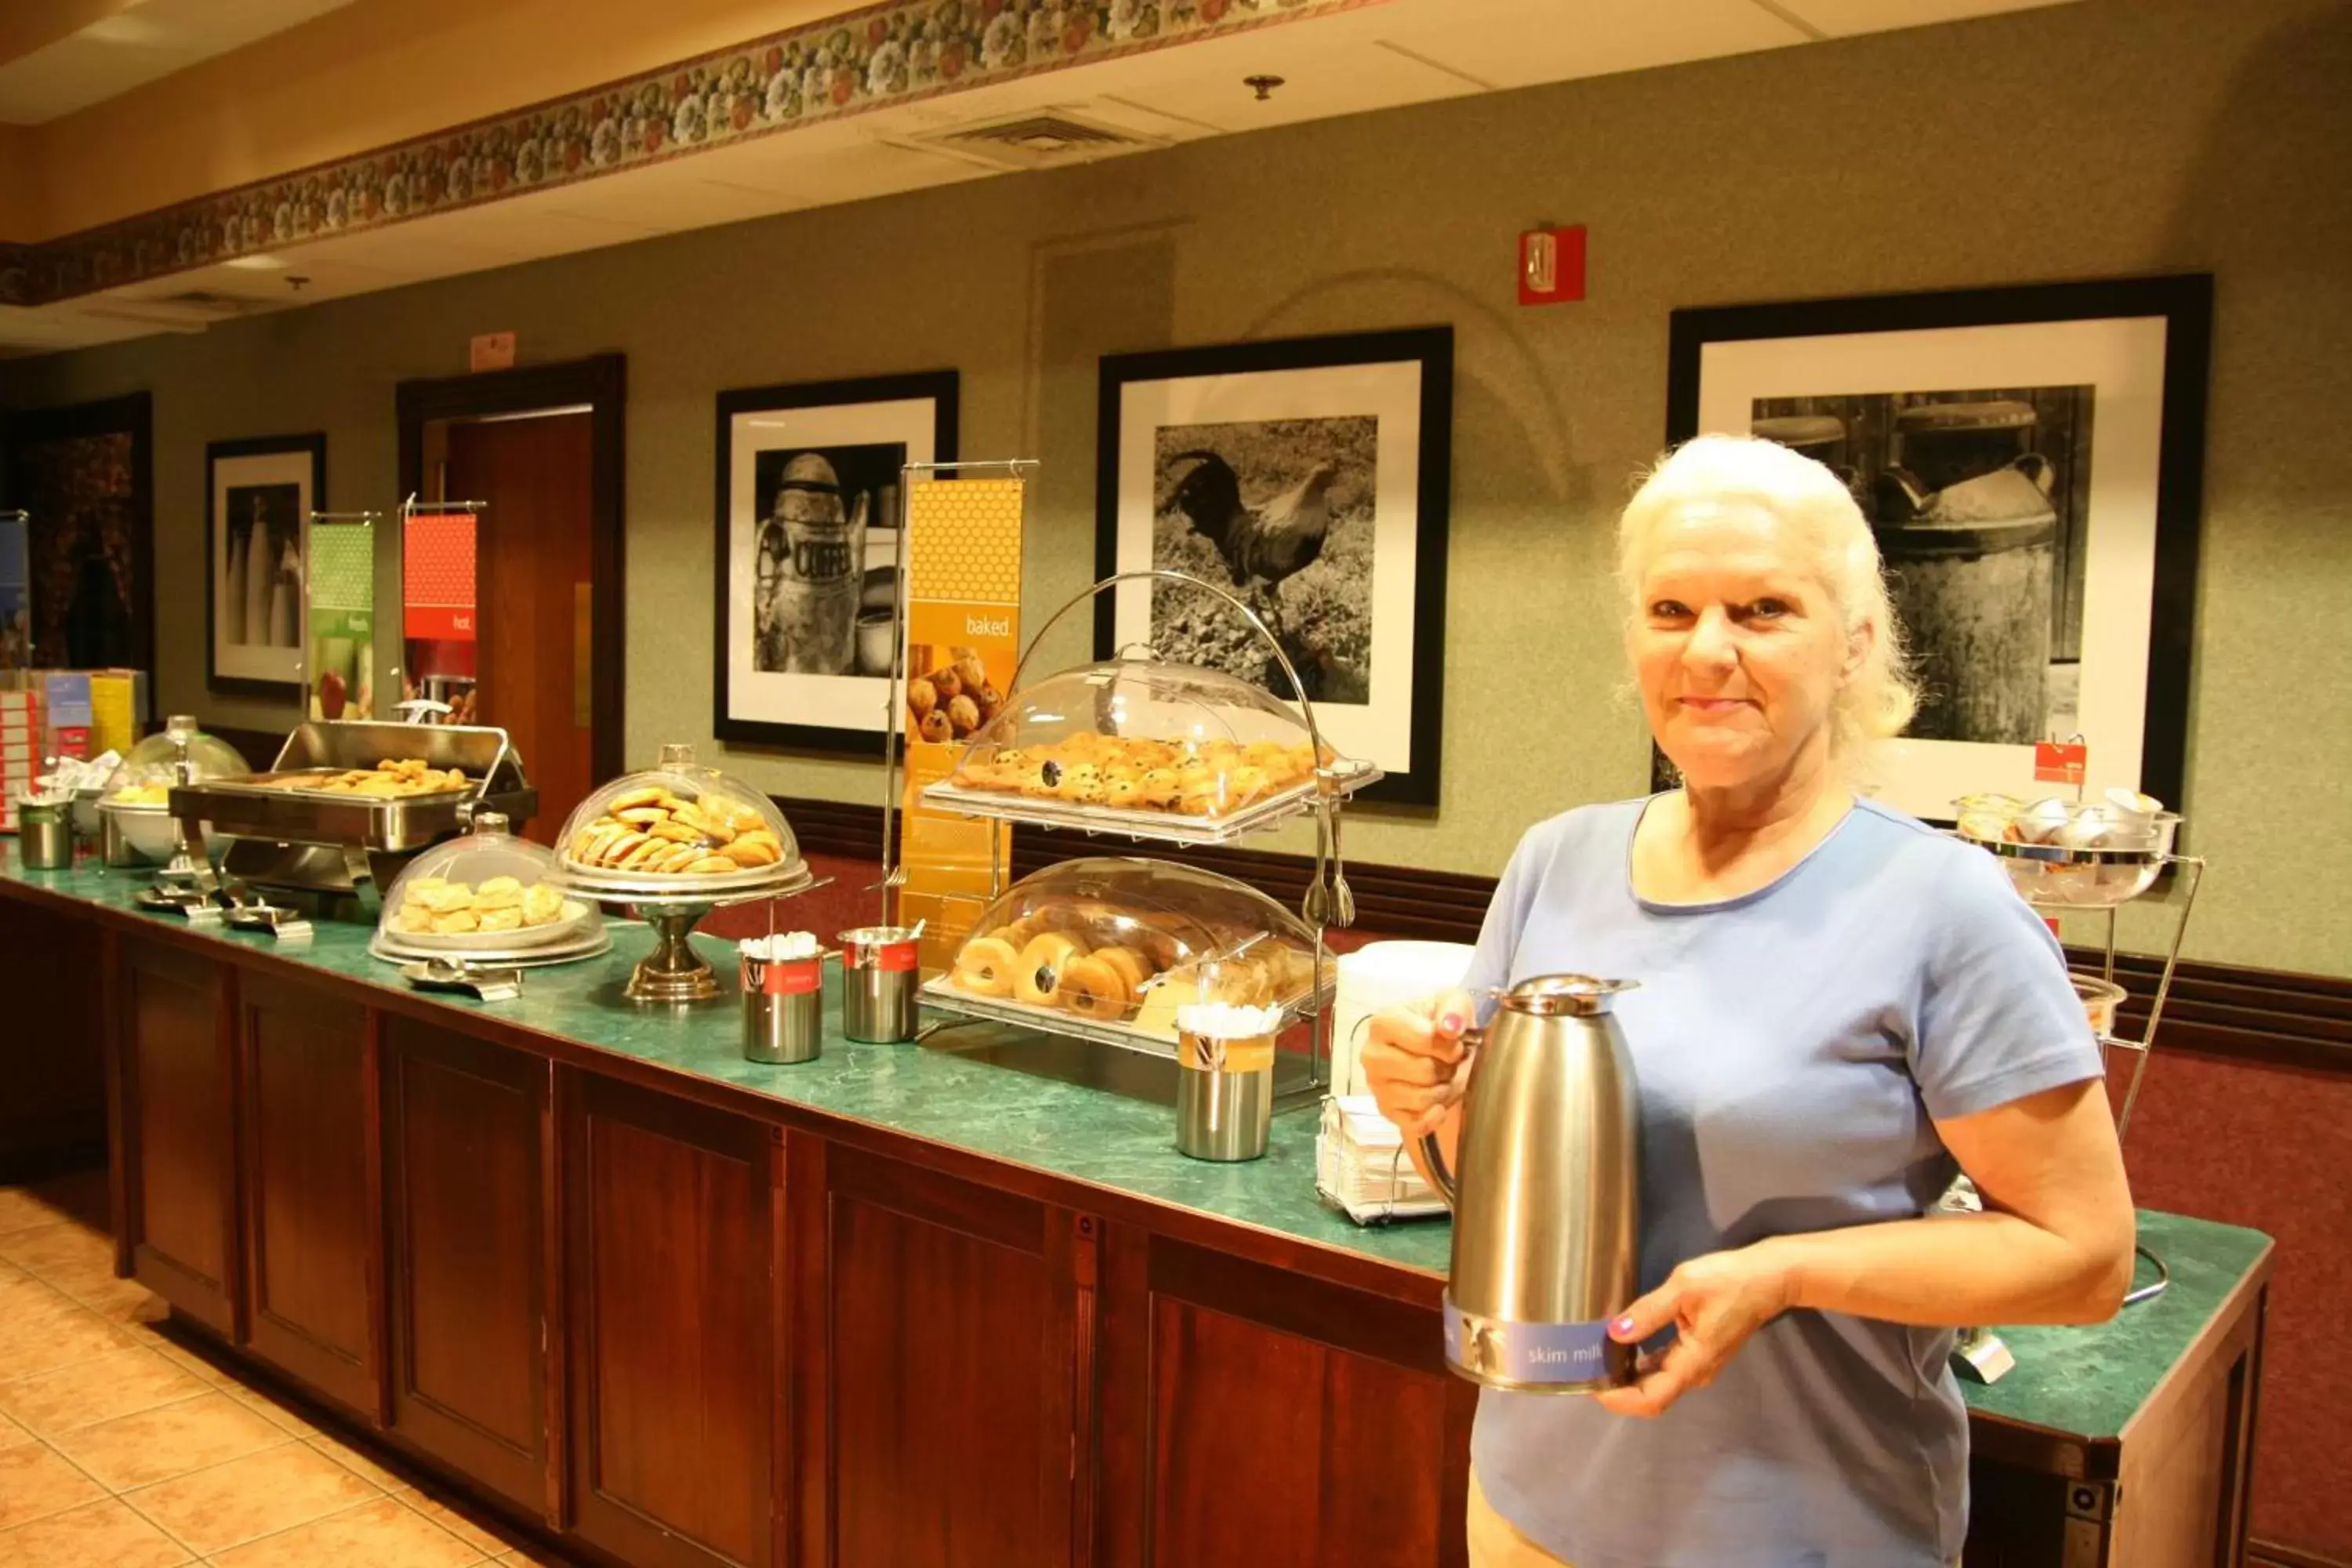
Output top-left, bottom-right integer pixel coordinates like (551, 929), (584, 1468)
(1362, 989), (1476, 1140)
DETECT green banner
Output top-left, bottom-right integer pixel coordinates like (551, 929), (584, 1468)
(307, 521), (376, 720)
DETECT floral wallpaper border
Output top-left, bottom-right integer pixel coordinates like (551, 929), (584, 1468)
(0, 0), (1373, 310)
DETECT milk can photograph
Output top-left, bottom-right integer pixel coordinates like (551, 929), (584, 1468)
(1749, 384), (2096, 745)
(713, 370), (956, 753)
(205, 431), (324, 695)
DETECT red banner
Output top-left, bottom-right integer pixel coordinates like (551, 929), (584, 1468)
(404, 513), (478, 643)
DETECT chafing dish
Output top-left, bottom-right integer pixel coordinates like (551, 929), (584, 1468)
(169, 720), (536, 906)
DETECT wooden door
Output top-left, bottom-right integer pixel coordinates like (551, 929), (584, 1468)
(115, 940), (239, 1336)
(382, 1014), (551, 1515)
(238, 973), (379, 1417)
(0, 899), (104, 1178)
(1095, 1237), (1473, 1568)
(564, 1073), (778, 1567)
(445, 412), (594, 841)
(797, 1142), (1085, 1568)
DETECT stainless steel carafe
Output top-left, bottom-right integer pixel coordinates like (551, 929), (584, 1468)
(1421, 975), (1642, 1393)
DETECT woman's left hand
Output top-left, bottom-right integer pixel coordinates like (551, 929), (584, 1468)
(1595, 1244), (1795, 1419)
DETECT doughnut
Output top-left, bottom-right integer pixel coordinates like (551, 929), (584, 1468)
(1093, 945), (1152, 994)
(953, 936), (1019, 997)
(1016, 931), (1090, 1007)
(1056, 954), (1131, 1021)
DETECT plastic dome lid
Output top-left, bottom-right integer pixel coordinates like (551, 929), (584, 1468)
(102, 715), (249, 808)
(554, 742), (803, 894)
(379, 812), (596, 948)
(936, 857), (1325, 1035)
(944, 654), (1345, 820)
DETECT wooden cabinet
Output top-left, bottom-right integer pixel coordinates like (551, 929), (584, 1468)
(237, 972), (379, 1417)
(1097, 1238), (1473, 1568)
(0, 900), (104, 1179)
(799, 1143), (1085, 1568)
(382, 1014), (551, 1516)
(562, 1072), (779, 1568)
(114, 939), (240, 1337)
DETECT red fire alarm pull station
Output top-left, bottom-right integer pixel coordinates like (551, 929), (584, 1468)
(1519, 224), (1587, 306)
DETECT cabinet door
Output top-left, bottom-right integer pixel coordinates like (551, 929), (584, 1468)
(383, 1014), (550, 1515)
(238, 973), (379, 1417)
(117, 940), (239, 1337)
(797, 1143), (1082, 1568)
(1097, 1238), (1474, 1568)
(564, 1073), (777, 1568)
(0, 900), (104, 1178)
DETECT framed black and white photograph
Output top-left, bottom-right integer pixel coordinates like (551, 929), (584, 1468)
(1096, 328), (1453, 806)
(207, 433), (325, 695)
(1665, 275), (2210, 818)
(713, 371), (956, 753)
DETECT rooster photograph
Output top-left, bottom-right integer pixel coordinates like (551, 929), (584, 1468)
(1149, 416), (1376, 704)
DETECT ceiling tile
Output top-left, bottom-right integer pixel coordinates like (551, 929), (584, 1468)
(1766, 0), (2078, 37)
(1083, 28), (1483, 135)
(0, 0), (358, 125)
(1370, 0), (1809, 90)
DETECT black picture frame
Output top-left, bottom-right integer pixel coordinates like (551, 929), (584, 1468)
(1661, 275), (2211, 816)
(1095, 327), (1454, 808)
(205, 431), (325, 699)
(712, 370), (958, 756)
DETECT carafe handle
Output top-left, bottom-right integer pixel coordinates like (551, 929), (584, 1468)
(1414, 1025), (1480, 1210)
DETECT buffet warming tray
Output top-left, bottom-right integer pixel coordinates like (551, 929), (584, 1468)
(170, 721), (539, 902)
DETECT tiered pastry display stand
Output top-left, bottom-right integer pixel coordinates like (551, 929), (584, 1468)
(909, 570), (1381, 1105)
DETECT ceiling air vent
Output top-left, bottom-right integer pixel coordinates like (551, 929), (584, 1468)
(908, 111), (1163, 171)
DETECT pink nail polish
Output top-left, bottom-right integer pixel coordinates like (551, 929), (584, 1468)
(1439, 1013), (1465, 1035)
(1610, 1315), (1636, 1338)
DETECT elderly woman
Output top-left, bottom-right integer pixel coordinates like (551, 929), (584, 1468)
(1364, 435), (2135, 1568)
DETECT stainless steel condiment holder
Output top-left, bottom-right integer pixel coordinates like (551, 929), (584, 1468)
(742, 952), (824, 1064)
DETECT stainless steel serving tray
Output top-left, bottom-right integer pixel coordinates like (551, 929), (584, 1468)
(917, 760), (1381, 848)
(168, 722), (537, 853)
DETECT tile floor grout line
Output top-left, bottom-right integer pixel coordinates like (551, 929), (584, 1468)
(0, 1436), (116, 1536)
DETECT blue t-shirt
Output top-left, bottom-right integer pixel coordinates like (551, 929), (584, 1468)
(1464, 796), (2104, 1568)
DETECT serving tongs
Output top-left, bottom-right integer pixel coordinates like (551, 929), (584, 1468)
(399, 954), (523, 1002)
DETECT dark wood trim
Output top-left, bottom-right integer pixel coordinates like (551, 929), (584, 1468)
(396, 353), (627, 783)
(710, 368), (959, 758)
(361, 1007), (393, 1427)
(541, 1055), (569, 1530)
(204, 431), (325, 702)
(764, 791), (2352, 1077)
(1, 390), (155, 682)
(100, 925), (133, 1278)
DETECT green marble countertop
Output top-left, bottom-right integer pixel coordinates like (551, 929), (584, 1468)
(2, 851), (2271, 1441)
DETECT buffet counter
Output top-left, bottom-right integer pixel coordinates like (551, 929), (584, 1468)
(0, 850), (2271, 1568)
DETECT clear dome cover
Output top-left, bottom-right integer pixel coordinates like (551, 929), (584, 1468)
(931, 856), (1325, 1038)
(554, 742), (804, 895)
(938, 654), (1350, 823)
(379, 813), (597, 949)
(100, 716), (249, 809)
(1953, 791), (2180, 907)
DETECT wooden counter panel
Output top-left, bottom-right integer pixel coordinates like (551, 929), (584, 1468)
(120, 939), (238, 1335)
(824, 1149), (1065, 1568)
(0, 900), (103, 1177)
(1102, 1238), (1473, 1568)
(383, 1015), (549, 1514)
(565, 1073), (775, 1568)
(238, 972), (374, 1414)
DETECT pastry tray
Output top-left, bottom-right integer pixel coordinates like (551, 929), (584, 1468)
(555, 858), (818, 907)
(919, 972), (1334, 1062)
(372, 925), (614, 968)
(917, 761), (1381, 847)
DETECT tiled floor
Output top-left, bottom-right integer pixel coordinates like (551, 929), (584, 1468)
(0, 1169), (567, 1567)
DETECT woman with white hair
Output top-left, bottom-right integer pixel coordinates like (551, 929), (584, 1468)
(1363, 435), (2135, 1567)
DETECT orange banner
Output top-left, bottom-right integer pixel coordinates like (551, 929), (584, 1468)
(898, 477), (1025, 974)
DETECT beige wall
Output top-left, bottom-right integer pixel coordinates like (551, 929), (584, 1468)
(7, 0), (851, 240)
(9, 0), (2350, 976)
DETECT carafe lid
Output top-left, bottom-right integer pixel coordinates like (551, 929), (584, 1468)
(1499, 975), (1637, 1017)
